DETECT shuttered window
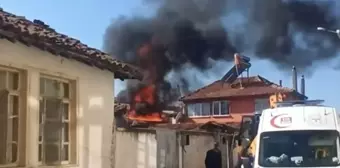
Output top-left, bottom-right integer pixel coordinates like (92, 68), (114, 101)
(39, 77), (73, 165)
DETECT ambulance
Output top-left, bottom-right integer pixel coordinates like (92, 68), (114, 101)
(243, 100), (340, 168)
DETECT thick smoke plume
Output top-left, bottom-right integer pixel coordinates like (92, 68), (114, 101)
(104, 0), (340, 103)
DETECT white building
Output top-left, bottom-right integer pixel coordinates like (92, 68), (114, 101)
(0, 9), (141, 168)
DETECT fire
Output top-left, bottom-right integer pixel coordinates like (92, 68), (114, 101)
(134, 85), (155, 104)
(127, 110), (163, 122)
(127, 85), (164, 122)
(127, 42), (166, 123)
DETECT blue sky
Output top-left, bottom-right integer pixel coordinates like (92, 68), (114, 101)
(1, 0), (340, 109)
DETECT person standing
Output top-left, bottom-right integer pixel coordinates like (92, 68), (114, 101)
(233, 140), (243, 168)
(205, 143), (222, 168)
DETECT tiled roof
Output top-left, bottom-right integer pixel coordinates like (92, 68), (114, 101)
(0, 8), (143, 80)
(113, 99), (182, 118)
(151, 121), (238, 133)
(200, 121), (239, 132)
(181, 75), (306, 101)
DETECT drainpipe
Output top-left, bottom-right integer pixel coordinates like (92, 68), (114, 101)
(179, 137), (183, 168)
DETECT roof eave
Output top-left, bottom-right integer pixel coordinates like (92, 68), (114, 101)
(113, 67), (144, 80)
(181, 93), (273, 102)
(180, 90), (308, 102)
(0, 30), (143, 81)
(0, 10), (143, 81)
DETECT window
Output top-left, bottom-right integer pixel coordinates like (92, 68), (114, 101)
(255, 98), (269, 112)
(259, 130), (340, 167)
(39, 76), (75, 165)
(187, 104), (200, 116)
(201, 103), (210, 116)
(212, 101), (229, 116)
(213, 102), (219, 115)
(187, 103), (211, 117)
(0, 69), (21, 166)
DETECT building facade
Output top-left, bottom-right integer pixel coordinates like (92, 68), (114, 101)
(180, 75), (306, 124)
(0, 9), (140, 168)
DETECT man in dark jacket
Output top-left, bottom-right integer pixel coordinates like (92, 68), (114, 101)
(205, 143), (222, 168)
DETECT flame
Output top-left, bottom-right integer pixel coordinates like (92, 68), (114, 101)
(127, 85), (164, 122)
(127, 110), (163, 122)
(128, 43), (166, 123)
(134, 85), (156, 104)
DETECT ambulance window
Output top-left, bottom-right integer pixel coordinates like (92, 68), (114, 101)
(258, 130), (340, 167)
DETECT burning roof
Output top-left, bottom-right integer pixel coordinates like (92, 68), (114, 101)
(0, 8), (142, 80)
(181, 75), (306, 101)
(114, 97), (184, 124)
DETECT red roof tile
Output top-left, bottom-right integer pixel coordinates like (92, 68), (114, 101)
(0, 8), (142, 80)
(181, 75), (306, 101)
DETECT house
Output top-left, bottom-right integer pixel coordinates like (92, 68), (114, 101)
(180, 75), (306, 125)
(0, 9), (141, 168)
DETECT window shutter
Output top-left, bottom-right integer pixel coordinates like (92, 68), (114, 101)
(0, 90), (8, 164)
(42, 98), (62, 165)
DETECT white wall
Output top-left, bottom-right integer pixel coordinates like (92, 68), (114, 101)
(114, 130), (157, 168)
(114, 130), (225, 168)
(181, 134), (216, 168)
(0, 39), (114, 168)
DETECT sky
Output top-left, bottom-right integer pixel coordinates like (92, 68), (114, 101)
(1, 0), (340, 109)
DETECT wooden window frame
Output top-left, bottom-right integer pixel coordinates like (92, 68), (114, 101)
(38, 75), (77, 166)
(0, 67), (26, 168)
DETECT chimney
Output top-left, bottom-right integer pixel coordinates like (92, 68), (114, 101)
(177, 84), (183, 97)
(292, 66), (298, 91)
(300, 75), (305, 96)
(279, 80), (282, 87)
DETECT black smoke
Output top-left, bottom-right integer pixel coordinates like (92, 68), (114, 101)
(105, 0), (340, 103)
